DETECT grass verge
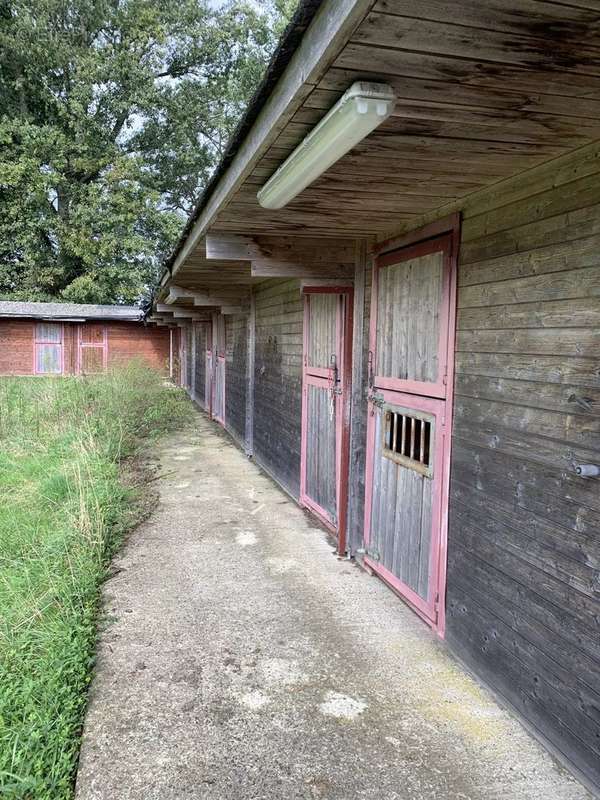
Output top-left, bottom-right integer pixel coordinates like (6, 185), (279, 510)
(0, 364), (189, 799)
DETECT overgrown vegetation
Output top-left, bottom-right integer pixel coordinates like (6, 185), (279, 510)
(0, 365), (189, 799)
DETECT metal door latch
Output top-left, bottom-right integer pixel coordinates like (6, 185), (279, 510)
(368, 391), (385, 409)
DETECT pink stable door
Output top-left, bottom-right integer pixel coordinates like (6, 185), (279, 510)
(300, 287), (353, 554)
(77, 324), (108, 374)
(203, 321), (213, 416)
(212, 313), (226, 425)
(364, 219), (458, 635)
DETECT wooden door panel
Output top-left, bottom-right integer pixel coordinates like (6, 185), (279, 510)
(36, 343), (62, 374)
(368, 397), (440, 606)
(214, 357), (225, 423)
(80, 346), (104, 374)
(365, 224), (458, 633)
(80, 324), (105, 344)
(307, 293), (338, 370)
(375, 251), (444, 384)
(305, 382), (337, 521)
(35, 323), (63, 375)
(206, 351), (213, 415)
(301, 287), (353, 550)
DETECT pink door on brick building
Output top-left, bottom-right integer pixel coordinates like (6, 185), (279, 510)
(300, 287), (353, 554)
(77, 324), (108, 374)
(364, 220), (458, 634)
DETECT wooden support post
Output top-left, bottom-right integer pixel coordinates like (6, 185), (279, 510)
(245, 290), (256, 457)
(347, 239), (368, 556)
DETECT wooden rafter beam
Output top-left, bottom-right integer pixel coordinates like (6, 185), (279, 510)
(193, 294), (249, 308)
(166, 285), (198, 304)
(205, 233), (355, 279)
(221, 306), (245, 315)
(171, 0), (375, 275)
(156, 303), (211, 321)
(205, 234), (254, 261)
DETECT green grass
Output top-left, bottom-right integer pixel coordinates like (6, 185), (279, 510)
(0, 365), (190, 799)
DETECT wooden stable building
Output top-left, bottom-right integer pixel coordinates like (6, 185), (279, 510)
(0, 301), (175, 377)
(151, 0), (600, 792)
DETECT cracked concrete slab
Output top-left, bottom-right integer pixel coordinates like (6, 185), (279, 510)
(75, 412), (592, 800)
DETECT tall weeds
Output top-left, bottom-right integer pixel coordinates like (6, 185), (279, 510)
(0, 365), (189, 799)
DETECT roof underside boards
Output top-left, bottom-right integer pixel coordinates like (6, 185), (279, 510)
(167, 0), (600, 295)
(0, 301), (143, 322)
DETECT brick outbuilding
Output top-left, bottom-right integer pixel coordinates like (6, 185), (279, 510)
(0, 301), (178, 377)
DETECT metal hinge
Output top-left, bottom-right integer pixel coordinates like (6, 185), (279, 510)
(356, 546), (380, 562)
(434, 592), (441, 613)
(368, 391), (385, 409)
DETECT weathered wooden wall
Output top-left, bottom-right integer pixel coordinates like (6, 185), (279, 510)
(342, 146), (600, 789)
(443, 158), (600, 789)
(253, 279), (303, 498)
(225, 314), (248, 446)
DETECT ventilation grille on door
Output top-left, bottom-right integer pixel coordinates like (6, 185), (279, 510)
(382, 407), (434, 477)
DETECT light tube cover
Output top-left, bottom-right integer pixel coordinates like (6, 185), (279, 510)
(257, 82), (396, 210)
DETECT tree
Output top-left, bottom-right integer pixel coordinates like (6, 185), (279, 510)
(0, 0), (294, 304)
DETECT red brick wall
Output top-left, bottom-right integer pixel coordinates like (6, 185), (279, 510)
(107, 323), (171, 373)
(0, 320), (171, 376)
(0, 319), (35, 375)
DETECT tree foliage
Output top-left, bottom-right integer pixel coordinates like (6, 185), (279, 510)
(0, 0), (294, 304)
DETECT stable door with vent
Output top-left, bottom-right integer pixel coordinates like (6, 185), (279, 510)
(300, 287), (353, 554)
(364, 224), (458, 633)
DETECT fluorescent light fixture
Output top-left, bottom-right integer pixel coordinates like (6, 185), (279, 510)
(257, 82), (396, 210)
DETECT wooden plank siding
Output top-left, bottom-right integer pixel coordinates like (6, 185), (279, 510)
(443, 155), (600, 789)
(253, 279), (304, 499)
(225, 314), (248, 447)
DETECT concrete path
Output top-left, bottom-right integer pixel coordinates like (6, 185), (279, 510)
(76, 412), (591, 800)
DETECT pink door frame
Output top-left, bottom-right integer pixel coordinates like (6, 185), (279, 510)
(202, 321), (213, 417)
(76, 324), (108, 375)
(33, 322), (65, 375)
(363, 214), (460, 637)
(179, 327), (187, 387)
(212, 313), (226, 426)
(300, 286), (353, 555)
